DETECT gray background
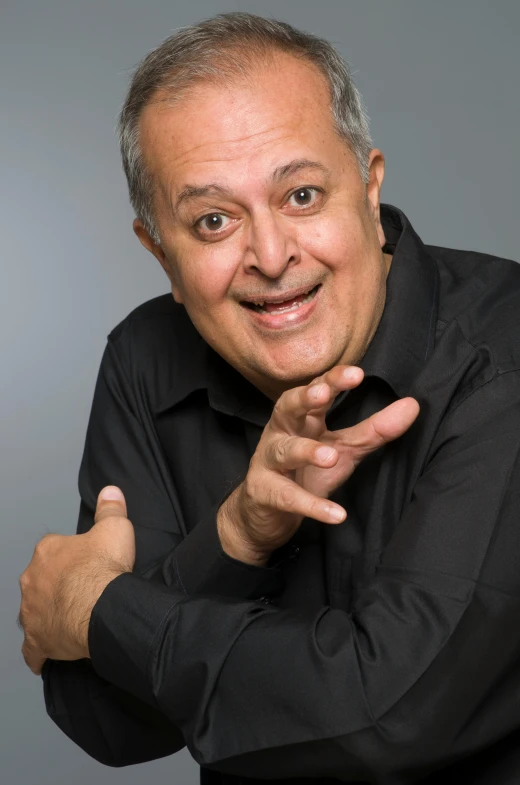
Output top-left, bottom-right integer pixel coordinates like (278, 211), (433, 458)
(2, 1), (518, 783)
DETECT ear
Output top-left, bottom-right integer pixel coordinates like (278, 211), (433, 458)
(133, 219), (184, 304)
(365, 149), (386, 249)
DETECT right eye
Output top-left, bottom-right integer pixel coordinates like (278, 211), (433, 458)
(195, 213), (231, 235)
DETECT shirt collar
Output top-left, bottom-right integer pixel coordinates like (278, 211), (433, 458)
(155, 203), (439, 420)
(356, 203), (439, 399)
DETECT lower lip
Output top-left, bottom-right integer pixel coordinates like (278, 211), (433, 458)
(241, 285), (321, 330)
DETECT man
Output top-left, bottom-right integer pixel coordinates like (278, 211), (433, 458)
(18, 12), (520, 785)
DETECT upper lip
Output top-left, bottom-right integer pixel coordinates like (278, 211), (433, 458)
(241, 283), (320, 306)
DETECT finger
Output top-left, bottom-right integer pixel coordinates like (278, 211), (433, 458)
(370, 397), (421, 442)
(254, 471), (346, 524)
(271, 366), (364, 434)
(264, 434), (339, 472)
(343, 397), (420, 457)
(270, 385), (319, 434)
(305, 365), (365, 416)
(94, 486), (128, 524)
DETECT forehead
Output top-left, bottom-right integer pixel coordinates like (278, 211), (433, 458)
(138, 54), (347, 192)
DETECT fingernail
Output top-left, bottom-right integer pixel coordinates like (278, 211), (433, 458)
(99, 486), (124, 501)
(328, 505), (346, 522)
(309, 384), (324, 399)
(317, 446), (335, 461)
(343, 367), (361, 381)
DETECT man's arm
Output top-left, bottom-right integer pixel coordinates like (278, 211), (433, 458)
(87, 370), (520, 782)
(42, 334), (283, 767)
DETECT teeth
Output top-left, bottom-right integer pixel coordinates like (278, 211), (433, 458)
(251, 286), (318, 314)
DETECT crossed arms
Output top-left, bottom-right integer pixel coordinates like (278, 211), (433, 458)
(41, 336), (520, 781)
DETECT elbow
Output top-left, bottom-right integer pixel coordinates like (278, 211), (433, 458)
(338, 713), (457, 782)
(45, 711), (122, 766)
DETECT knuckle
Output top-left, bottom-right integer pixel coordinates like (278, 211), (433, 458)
(248, 452), (261, 474)
(273, 437), (289, 465)
(94, 506), (111, 524)
(18, 604), (29, 631)
(243, 474), (258, 505)
(309, 496), (323, 516)
(35, 532), (55, 554)
(271, 395), (286, 421)
(279, 483), (297, 510)
(264, 484), (278, 508)
(271, 386), (298, 423)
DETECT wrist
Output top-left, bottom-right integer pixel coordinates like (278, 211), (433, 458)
(217, 487), (270, 567)
(71, 564), (126, 658)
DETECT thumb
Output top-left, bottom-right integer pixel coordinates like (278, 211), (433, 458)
(370, 397), (420, 442)
(94, 485), (128, 524)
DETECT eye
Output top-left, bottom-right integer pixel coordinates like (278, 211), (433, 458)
(286, 187), (321, 209)
(196, 213), (231, 234)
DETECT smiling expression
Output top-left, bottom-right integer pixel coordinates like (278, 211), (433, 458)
(134, 52), (391, 401)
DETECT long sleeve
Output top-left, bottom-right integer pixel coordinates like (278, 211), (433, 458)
(87, 369), (520, 782)
(42, 331), (283, 767)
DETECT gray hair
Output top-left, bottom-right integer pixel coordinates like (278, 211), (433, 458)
(117, 12), (373, 245)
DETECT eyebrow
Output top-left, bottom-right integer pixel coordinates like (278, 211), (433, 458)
(272, 158), (330, 182)
(174, 159), (330, 209)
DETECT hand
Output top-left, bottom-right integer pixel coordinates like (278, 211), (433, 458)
(19, 486), (135, 675)
(218, 365), (419, 564)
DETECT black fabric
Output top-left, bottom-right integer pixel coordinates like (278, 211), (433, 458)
(42, 204), (520, 784)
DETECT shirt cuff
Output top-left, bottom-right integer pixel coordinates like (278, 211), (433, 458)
(88, 498), (287, 695)
(152, 497), (286, 601)
(88, 572), (178, 705)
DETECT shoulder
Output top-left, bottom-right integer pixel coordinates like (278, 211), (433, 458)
(428, 245), (520, 375)
(102, 293), (206, 411)
(107, 293), (200, 357)
(107, 292), (188, 340)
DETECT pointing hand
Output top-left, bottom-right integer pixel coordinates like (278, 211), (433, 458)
(218, 366), (419, 564)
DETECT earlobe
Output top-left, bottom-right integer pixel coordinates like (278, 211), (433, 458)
(170, 285), (184, 305)
(132, 219), (184, 304)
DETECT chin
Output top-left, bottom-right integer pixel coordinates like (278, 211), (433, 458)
(260, 349), (339, 386)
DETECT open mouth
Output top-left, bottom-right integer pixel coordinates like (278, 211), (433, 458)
(242, 284), (321, 315)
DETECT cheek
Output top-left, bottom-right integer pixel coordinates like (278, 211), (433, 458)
(299, 211), (368, 270)
(174, 245), (238, 309)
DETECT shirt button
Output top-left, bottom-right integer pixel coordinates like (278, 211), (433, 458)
(288, 545), (300, 561)
(258, 595), (275, 605)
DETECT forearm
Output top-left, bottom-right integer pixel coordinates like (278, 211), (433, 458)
(85, 393), (520, 780)
(86, 565), (503, 781)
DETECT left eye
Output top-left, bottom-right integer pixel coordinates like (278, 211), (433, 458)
(198, 213), (230, 232)
(287, 187), (320, 208)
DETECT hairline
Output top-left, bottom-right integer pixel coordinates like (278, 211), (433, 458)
(138, 56), (362, 235)
(118, 17), (373, 244)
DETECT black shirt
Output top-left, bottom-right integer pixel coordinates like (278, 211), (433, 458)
(42, 204), (520, 785)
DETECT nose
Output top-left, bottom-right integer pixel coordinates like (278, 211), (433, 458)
(244, 209), (301, 278)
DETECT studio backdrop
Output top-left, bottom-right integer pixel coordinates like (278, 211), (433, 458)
(2, 1), (518, 783)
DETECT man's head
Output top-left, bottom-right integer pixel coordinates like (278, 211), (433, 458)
(119, 12), (390, 400)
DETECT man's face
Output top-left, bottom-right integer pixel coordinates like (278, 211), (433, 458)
(135, 53), (390, 400)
